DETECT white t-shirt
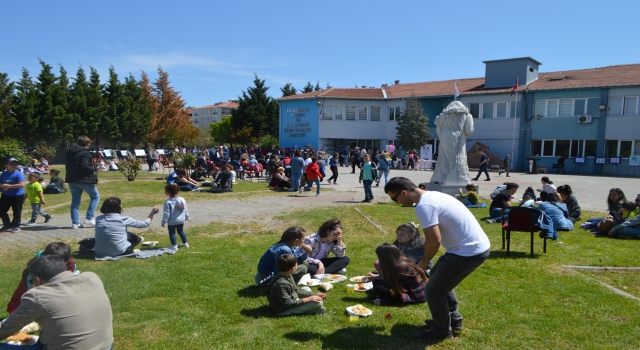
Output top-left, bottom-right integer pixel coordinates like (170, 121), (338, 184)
(415, 191), (490, 257)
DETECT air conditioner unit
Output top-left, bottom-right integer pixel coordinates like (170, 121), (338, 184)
(577, 115), (592, 124)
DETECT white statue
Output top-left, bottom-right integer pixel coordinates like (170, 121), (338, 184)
(430, 101), (474, 186)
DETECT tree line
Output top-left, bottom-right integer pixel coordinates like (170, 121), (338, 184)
(0, 60), (197, 152)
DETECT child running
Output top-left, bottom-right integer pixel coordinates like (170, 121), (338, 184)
(267, 254), (327, 316)
(23, 173), (53, 225)
(367, 243), (428, 306)
(161, 183), (190, 251)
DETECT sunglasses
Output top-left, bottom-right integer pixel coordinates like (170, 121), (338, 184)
(391, 191), (403, 203)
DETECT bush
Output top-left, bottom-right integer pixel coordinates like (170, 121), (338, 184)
(259, 135), (279, 150)
(118, 159), (143, 181)
(176, 153), (196, 172)
(0, 139), (30, 165)
(32, 143), (57, 159)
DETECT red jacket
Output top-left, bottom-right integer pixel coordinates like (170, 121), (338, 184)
(305, 163), (321, 180)
(7, 257), (76, 314)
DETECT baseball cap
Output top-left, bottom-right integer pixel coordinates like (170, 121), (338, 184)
(6, 157), (19, 164)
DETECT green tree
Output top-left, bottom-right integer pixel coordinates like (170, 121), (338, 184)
(120, 73), (152, 146)
(85, 67), (107, 149)
(34, 60), (65, 145)
(103, 66), (124, 145)
(280, 83), (297, 97)
(301, 81), (313, 93)
(67, 66), (90, 142)
(0, 73), (16, 139)
(326, 82), (332, 89)
(314, 81), (321, 91)
(13, 68), (39, 148)
(395, 95), (432, 152)
(230, 74), (279, 138)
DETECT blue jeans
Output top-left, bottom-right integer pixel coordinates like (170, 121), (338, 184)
(376, 169), (389, 185)
(363, 179), (373, 200)
(69, 183), (100, 225)
(425, 249), (490, 337)
(615, 226), (640, 238)
(168, 224), (188, 245)
(291, 169), (303, 191)
(304, 178), (321, 194)
(474, 165), (490, 180)
(490, 208), (509, 222)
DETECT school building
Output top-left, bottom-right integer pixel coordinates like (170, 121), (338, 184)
(275, 57), (640, 176)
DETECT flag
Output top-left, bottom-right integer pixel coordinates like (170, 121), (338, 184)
(510, 78), (518, 96)
(454, 83), (460, 99)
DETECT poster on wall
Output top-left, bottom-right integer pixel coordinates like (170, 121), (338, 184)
(420, 145), (432, 160)
(630, 155), (640, 166)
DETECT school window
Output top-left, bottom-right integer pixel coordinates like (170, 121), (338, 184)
(469, 103), (480, 118)
(389, 106), (402, 121)
(496, 102), (508, 118)
(606, 140), (634, 158)
(370, 107), (381, 121)
(482, 102), (493, 118)
(334, 106), (343, 120)
(322, 106), (332, 120)
(535, 98), (590, 117)
(531, 139), (597, 157)
(193, 110), (199, 116)
(608, 96), (639, 116)
(346, 106), (356, 121)
(358, 106), (368, 121)
(468, 101), (516, 118)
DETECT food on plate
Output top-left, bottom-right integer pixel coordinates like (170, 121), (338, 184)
(352, 277), (364, 282)
(7, 332), (33, 343)
(332, 275), (342, 280)
(352, 304), (370, 314)
(307, 280), (314, 286)
(319, 282), (333, 291)
(356, 283), (366, 291)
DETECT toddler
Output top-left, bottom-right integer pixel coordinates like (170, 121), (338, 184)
(161, 183), (190, 251)
(24, 173), (52, 225)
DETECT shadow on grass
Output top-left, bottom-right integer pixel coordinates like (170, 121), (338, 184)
(333, 200), (362, 204)
(284, 323), (428, 349)
(72, 252), (96, 261)
(239, 305), (275, 318)
(488, 249), (542, 259)
(20, 225), (71, 232)
(237, 285), (262, 299)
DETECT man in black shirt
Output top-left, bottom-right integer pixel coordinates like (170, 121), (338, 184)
(487, 183), (519, 223)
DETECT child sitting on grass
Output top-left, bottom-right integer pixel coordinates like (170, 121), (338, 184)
(255, 226), (311, 285)
(161, 183), (190, 251)
(6, 242), (76, 314)
(367, 243), (428, 306)
(374, 223), (426, 272)
(267, 254), (327, 316)
(44, 169), (66, 194)
(23, 173), (53, 225)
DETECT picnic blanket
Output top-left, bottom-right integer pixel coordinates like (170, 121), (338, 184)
(95, 248), (176, 261)
(466, 203), (487, 208)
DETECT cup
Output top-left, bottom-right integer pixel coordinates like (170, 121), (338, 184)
(349, 315), (359, 323)
(346, 284), (355, 293)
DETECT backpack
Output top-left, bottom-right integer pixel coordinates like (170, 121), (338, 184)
(258, 271), (277, 296)
(44, 184), (64, 194)
(77, 238), (96, 254)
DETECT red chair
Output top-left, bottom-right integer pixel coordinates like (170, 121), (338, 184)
(242, 164), (259, 181)
(500, 207), (547, 257)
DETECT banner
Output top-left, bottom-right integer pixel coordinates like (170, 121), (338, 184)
(420, 145), (432, 160)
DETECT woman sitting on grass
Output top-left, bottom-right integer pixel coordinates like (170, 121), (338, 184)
(301, 219), (350, 276)
(94, 197), (159, 258)
(367, 243), (428, 306)
(255, 226), (311, 285)
(456, 184), (481, 206)
(269, 167), (291, 190)
(585, 188), (627, 227)
(537, 193), (574, 240)
(175, 169), (199, 191)
(608, 196), (640, 239)
(557, 185), (581, 223)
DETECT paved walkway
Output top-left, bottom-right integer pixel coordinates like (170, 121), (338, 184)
(1, 166), (638, 248)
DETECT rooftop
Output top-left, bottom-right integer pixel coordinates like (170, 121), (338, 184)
(194, 100), (240, 109)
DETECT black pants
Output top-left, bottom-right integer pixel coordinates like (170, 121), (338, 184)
(327, 165), (338, 183)
(474, 165), (490, 180)
(372, 276), (402, 302)
(351, 159), (357, 173)
(307, 256), (350, 276)
(0, 194), (23, 229)
(147, 159), (156, 170)
(567, 211), (581, 223)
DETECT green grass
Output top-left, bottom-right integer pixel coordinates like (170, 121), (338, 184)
(1, 201), (640, 349)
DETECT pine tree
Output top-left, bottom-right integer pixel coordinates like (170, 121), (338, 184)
(13, 69), (39, 147)
(301, 81), (313, 93)
(230, 74), (279, 138)
(395, 95), (432, 152)
(34, 60), (63, 145)
(85, 67), (107, 149)
(146, 67), (192, 146)
(314, 81), (321, 91)
(121, 73), (152, 146)
(103, 66), (124, 145)
(326, 82), (332, 89)
(52, 65), (70, 143)
(0, 73), (16, 139)
(67, 66), (90, 141)
(280, 83), (297, 97)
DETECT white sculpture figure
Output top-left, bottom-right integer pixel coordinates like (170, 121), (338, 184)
(430, 101), (474, 186)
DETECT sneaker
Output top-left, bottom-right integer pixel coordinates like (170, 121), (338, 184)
(316, 194), (321, 196)
(81, 218), (96, 228)
(23, 221), (37, 226)
(484, 179), (491, 181)
(486, 219), (496, 224)
(333, 182), (338, 185)
(471, 178), (478, 181)
(298, 187), (303, 194)
(44, 215), (53, 223)
(412, 330), (453, 341)
(0, 226), (9, 232)
(506, 175), (511, 177)
(10, 227), (21, 233)
(337, 268), (347, 274)
(169, 245), (179, 251)
(361, 199), (370, 203)
(305, 306), (326, 315)
(180, 243), (190, 248)
(71, 224), (81, 229)
(424, 318), (463, 331)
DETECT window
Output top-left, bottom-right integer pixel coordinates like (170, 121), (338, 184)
(559, 100), (572, 116)
(608, 96), (639, 116)
(574, 99), (586, 115)
(335, 107), (343, 120)
(535, 98), (591, 117)
(213, 109), (218, 115)
(346, 106), (356, 121)
(469, 103), (480, 118)
(358, 106), (368, 121)
(194, 110), (199, 116)
(606, 140), (635, 158)
(532, 139), (598, 157)
(388, 106), (402, 121)
(322, 106), (332, 120)
(496, 102), (508, 118)
(482, 102), (493, 118)
(370, 107), (380, 121)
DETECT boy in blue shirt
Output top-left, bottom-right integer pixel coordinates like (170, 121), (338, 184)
(0, 158), (26, 232)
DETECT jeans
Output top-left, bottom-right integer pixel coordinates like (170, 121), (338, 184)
(307, 256), (351, 276)
(376, 169), (389, 185)
(291, 169), (303, 191)
(304, 178), (321, 195)
(168, 223), (188, 245)
(474, 165), (490, 180)
(490, 208), (509, 222)
(456, 196), (472, 206)
(30, 203), (50, 222)
(69, 183), (100, 226)
(362, 179), (373, 200)
(425, 249), (490, 337)
(615, 226), (640, 238)
(0, 194), (23, 228)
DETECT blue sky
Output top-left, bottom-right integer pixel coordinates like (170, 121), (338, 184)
(1, 1), (639, 107)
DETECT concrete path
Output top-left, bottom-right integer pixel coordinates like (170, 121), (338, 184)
(1, 166), (638, 248)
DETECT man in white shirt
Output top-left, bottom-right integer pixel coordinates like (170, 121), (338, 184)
(385, 177), (490, 343)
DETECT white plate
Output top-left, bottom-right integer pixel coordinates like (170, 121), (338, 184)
(302, 279), (321, 287)
(346, 306), (372, 317)
(353, 282), (373, 292)
(7, 335), (39, 346)
(349, 276), (371, 283)
(316, 274), (347, 284)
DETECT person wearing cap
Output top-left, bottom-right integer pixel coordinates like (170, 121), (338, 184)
(65, 136), (100, 229)
(0, 158), (26, 232)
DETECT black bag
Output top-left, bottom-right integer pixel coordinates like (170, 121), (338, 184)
(258, 272), (277, 296)
(44, 184), (64, 194)
(77, 238), (95, 254)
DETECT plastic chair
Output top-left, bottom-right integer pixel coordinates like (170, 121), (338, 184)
(501, 207), (547, 257)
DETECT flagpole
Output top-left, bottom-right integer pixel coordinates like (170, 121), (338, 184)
(511, 79), (518, 166)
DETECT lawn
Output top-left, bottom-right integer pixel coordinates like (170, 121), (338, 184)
(1, 200), (639, 349)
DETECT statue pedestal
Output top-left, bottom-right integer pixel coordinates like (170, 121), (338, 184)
(425, 183), (480, 196)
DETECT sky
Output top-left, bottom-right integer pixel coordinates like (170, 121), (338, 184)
(2, 1), (639, 108)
